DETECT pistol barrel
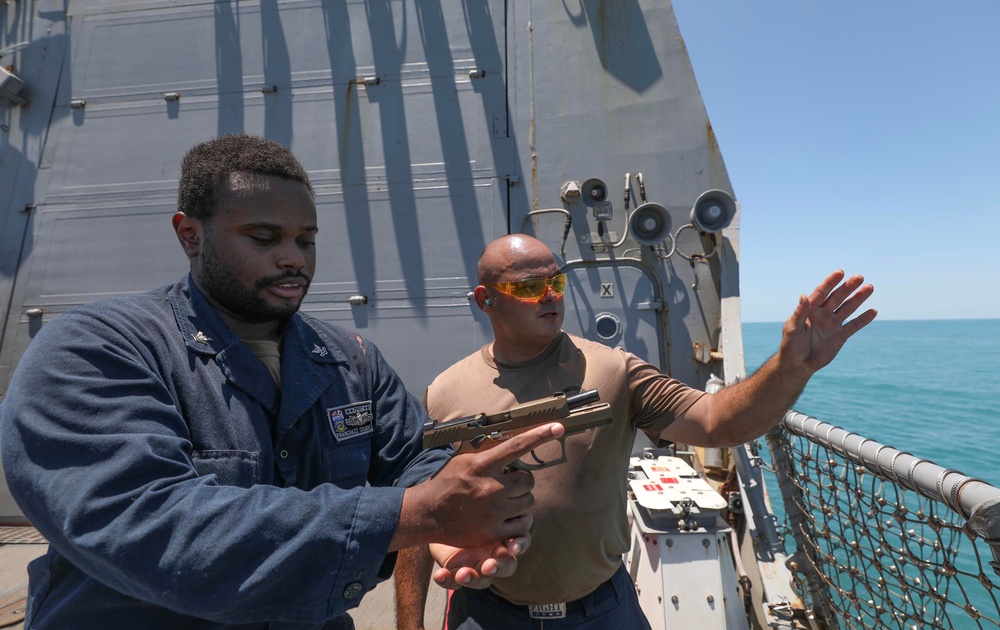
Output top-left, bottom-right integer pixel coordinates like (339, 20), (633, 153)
(566, 389), (599, 409)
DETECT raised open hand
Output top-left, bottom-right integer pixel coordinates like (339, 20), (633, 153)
(779, 270), (877, 374)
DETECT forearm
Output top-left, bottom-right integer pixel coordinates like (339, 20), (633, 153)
(662, 272), (876, 448)
(702, 352), (812, 445)
(15, 465), (401, 622)
(395, 545), (433, 629)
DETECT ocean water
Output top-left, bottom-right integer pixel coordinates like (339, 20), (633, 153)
(742, 318), (1000, 482)
(742, 318), (1000, 627)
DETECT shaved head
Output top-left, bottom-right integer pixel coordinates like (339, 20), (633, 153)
(476, 234), (564, 363)
(478, 234), (558, 284)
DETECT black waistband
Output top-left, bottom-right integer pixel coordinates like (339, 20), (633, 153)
(490, 564), (626, 615)
(562, 577), (615, 612)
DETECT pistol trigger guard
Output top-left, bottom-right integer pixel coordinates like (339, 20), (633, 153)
(506, 459), (540, 472)
(507, 440), (569, 472)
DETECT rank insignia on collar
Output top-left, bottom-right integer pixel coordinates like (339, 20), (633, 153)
(192, 331), (211, 343)
(312, 344), (328, 357)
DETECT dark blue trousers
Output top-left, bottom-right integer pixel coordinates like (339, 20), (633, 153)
(445, 564), (652, 629)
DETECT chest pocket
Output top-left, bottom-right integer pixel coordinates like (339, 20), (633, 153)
(322, 437), (373, 488)
(192, 450), (260, 487)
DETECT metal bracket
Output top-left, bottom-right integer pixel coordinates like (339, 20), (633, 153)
(0, 65), (26, 106)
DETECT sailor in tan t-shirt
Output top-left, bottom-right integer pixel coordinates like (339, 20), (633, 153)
(396, 234), (876, 629)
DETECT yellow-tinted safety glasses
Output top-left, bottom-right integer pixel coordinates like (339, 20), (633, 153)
(488, 273), (567, 301)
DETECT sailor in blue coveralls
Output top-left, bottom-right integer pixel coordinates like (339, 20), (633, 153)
(0, 134), (562, 629)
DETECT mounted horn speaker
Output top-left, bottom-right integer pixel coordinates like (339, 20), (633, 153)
(580, 178), (609, 207)
(690, 189), (736, 233)
(629, 202), (672, 245)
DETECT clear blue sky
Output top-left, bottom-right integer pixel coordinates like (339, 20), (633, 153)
(673, 1), (1000, 323)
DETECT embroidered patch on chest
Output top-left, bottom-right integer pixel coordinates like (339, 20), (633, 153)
(327, 401), (374, 442)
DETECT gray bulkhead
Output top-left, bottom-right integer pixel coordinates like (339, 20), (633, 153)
(0, 0), (738, 527)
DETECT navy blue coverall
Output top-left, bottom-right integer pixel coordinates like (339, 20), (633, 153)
(0, 275), (450, 629)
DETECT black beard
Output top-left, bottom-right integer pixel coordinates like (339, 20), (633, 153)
(199, 243), (310, 323)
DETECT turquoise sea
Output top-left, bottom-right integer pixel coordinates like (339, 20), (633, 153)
(742, 318), (1000, 483)
(743, 318), (1000, 628)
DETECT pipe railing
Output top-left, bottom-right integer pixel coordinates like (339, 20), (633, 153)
(782, 411), (1000, 568)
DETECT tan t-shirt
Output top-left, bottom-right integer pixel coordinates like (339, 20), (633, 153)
(424, 331), (705, 605)
(242, 339), (281, 386)
(215, 312), (282, 386)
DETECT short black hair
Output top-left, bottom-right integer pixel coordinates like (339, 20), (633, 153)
(177, 134), (314, 221)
